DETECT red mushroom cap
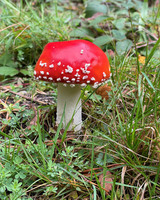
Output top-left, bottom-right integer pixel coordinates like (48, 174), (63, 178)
(34, 40), (110, 87)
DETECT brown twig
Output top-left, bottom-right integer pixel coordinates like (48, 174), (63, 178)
(135, 41), (157, 49)
(1, 88), (49, 105)
(0, 22), (23, 32)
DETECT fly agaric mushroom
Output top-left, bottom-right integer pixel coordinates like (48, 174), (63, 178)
(34, 40), (110, 131)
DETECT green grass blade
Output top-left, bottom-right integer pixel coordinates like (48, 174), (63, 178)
(145, 37), (160, 66)
(141, 72), (156, 91)
(50, 107), (65, 160)
(92, 184), (97, 200)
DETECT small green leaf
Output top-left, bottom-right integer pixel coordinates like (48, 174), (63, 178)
(0, 67), (19, 76)
(14, 156), (22, 165)
(145, 37), (160, 66)
(89, 15), (107, 26)
(0, 53), (17, 67)
(96, 153), (104, 166)
(70, 27), (94, 38)
(20, 69), (30, 75)
(113, 18), (126, 30)
(85, 1), (107, 18)
(15, 171), (26, 179)
(0, 186), (6, 193)
(94, 35), (113, 46)
(116, 39), (133, 55)
(112, 29), (126, 40)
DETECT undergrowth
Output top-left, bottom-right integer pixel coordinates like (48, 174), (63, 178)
(0, 0), (160, 199)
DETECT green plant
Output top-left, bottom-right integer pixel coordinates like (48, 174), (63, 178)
(0, 0), (159, 199)
(0, 0), (71, 77)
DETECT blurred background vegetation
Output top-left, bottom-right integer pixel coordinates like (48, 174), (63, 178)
(0, 0), (159, 78)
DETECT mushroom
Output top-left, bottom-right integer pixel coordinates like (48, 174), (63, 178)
(34, 40), (110, 131)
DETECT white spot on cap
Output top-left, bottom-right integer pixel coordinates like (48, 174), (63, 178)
(80, 49), (84, 54)
(66, 80), (71, 83)
(57, 78), (61, 81)
(49, 64), (54, 68)
(40, 71), (44, 75)
(34, 71), (36, 75)
(85, 63), (90, 68)
(81, 69), (90, 74)
(91, 77), (95, 81)
(76, 69), (79, 72)
(39, 76), (41, 78)
(57, 62), (61, 66)
(61, 71), (64, 74)
(63, 76), (69, 80)
(87, 80), (90, 83)
(39, 61), (47, 67)
(46, 72), (49, 75)
(65, 65), (73, 73)
(103, 72), (106, 77)
(81, 63), (91, 74)
(43, 76), (47, 79)
(82, 75), (88, 80)
(92, 82), (99, 88)
(75, 73), (80, 77)
(48, 77), (53, 80)
(81, 83), (87, 87)
(71, 78), (75, 81)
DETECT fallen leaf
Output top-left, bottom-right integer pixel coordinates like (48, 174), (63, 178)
(99, 171), (113, 193)
(138, 55), (146, 65)
(96, 83), (111, 100)
(68, 191), (78, 200)
(108, 49), (115, 58)
(121, 166), (127, 197)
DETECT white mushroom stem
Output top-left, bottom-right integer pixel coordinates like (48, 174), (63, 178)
(56, 83), (82, 131)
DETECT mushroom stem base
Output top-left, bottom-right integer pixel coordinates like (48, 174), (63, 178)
(57, 83), (82, 131)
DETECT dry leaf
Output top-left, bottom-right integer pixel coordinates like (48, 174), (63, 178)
(99, 171), (113, 193)
(121, 166), (127, 198)
(96, 83), (111, 100)
(138, 55), (146, 65)
(68, 191), (78, 200)
(108, 49), (115, 58)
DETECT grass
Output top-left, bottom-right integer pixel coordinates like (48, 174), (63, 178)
(0, 0), (160, 199)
